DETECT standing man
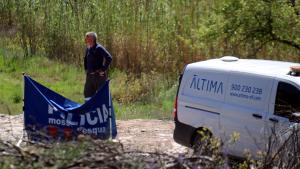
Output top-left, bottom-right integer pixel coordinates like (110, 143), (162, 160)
(84, 32), (112, 101)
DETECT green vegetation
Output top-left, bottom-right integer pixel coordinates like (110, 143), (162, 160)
(1, 0), (299, 73)
(0, 56), (176, 119)
(1, 127), (299, 168)
(0, 44), (176, 119)
(0, 139), (121, 168)
(0, 0), (300, 118)
(0, 138), (225, 168)
(0, 47), (85, 115)
(1, 1), (299, 168)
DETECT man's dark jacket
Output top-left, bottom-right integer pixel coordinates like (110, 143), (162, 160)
(84, 43), (112, 73)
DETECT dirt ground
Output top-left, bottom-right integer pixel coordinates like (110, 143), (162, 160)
(0, 114), (188, 155)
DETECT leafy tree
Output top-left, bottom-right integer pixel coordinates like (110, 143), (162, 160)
(0, 0), (299, 73)
(218, 0), (300, 60)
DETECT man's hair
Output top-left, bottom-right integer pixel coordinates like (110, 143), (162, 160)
(85, 32), (97, 42)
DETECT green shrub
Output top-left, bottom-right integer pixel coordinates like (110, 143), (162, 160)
(12, 93), (21, 104)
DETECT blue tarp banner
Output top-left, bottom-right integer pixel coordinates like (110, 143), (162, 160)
(23, 75), (117, 141)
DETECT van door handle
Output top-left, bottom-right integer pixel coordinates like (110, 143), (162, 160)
(252, 114), (262, 119)
(269, 118), (279, 123)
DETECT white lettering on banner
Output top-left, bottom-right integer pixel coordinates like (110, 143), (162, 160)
(77, 127), (106, 135)
(86, 111), (98, 125)
(47, 104), (111, 127)
(80, 114), (85, 125)
(48, 104), (58, 114)
(48, 105), (53, 114)
(48, 118), (72, 126)
(102, 104), (109, 122)
(66, 113), (78, 125)
(190, 75), (223, 94)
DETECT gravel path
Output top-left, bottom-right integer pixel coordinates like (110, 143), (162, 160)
(0, 114), (188, 154)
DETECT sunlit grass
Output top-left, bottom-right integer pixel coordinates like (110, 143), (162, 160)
(0, 48), (176, 119)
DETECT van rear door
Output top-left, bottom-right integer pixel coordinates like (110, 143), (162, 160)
(177, 66), (228, 135)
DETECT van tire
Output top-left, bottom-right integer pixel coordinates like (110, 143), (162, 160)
(192, 128), (214, 156)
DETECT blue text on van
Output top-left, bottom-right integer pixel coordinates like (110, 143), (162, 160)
(190, 75), (223, 94)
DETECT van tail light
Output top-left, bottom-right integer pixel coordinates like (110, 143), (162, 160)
(173, 68), (185, 121)
(173, 96), (178, 120)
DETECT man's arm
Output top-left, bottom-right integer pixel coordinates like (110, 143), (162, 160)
(97, 45), (112, 71)
(84, 49), (88, 72)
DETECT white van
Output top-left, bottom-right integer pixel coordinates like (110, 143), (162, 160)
(173, 56), (300, 158)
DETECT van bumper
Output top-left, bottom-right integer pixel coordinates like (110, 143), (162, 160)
(173, 120), (195, 147)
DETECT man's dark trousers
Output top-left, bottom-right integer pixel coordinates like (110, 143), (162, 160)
(84, 73), (107, 100)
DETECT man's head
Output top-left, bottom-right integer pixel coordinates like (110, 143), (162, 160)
(85, 32), (97, 48)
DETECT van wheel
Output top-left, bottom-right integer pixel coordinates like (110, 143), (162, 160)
(192, 129), (214, 156)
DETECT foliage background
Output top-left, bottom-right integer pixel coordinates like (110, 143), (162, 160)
(1, 0), (299, 69)
(0, 0), (300, 117)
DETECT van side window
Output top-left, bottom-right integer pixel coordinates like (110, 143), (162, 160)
(275, 82), (300, 120)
